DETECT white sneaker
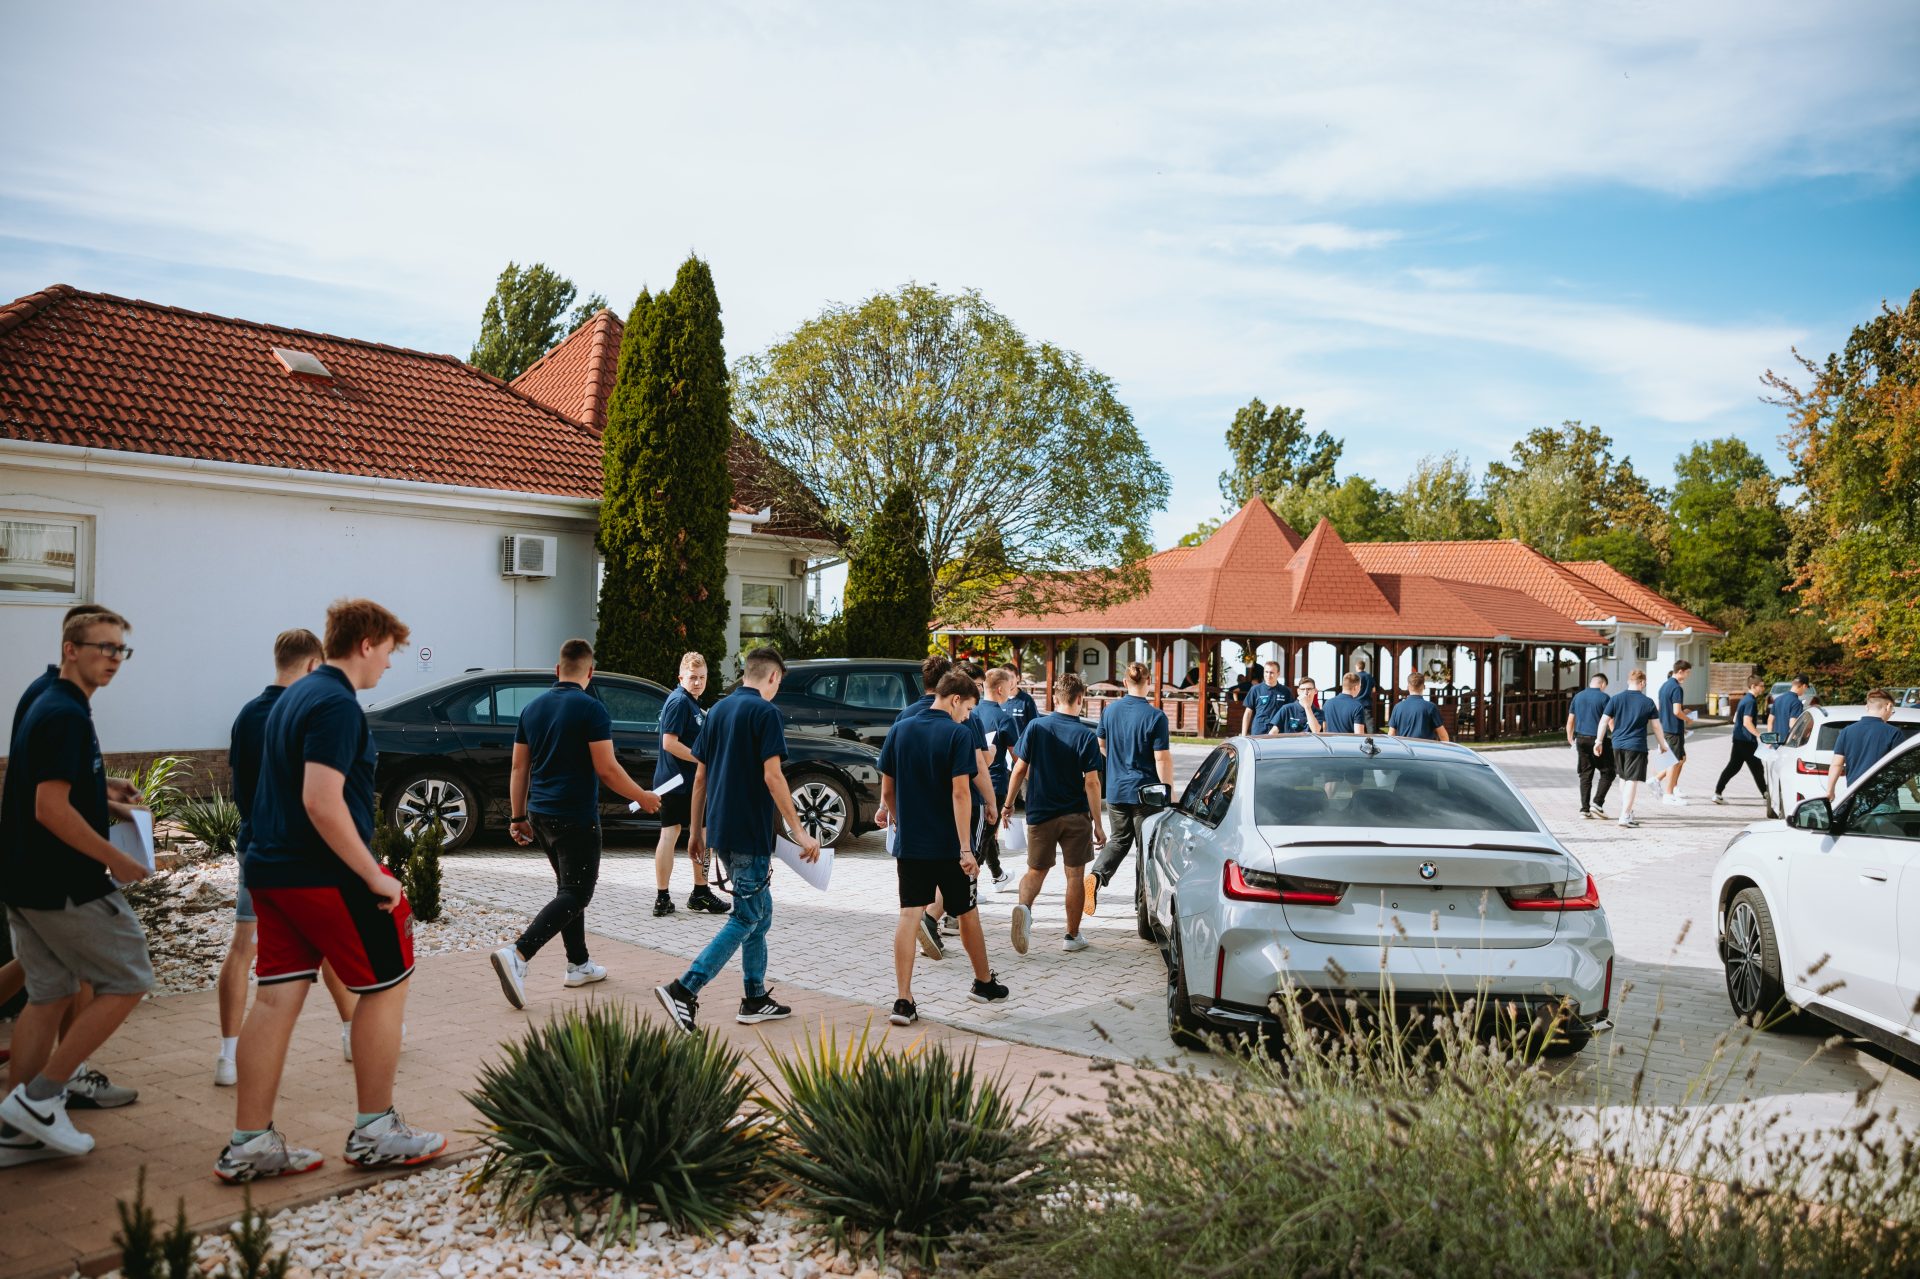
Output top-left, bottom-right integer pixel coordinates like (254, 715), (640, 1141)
(491, 945), (530, 1009)
(564, 960), (608, 988)
(991, 869), (1012, 890)
(1010, 904), (1031, 955)
(214, 1055), (238, 1088)
(0, 1130), (65, 1167)
(1061, 934), (1090, 953)
(341, 1023), (353, 1063)
(0, 1084), (92, 1156)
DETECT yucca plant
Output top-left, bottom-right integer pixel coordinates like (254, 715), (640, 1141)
(466, 1005), (773, 1241)
(119, 754), (193, 828)
(405, 818), (443, 922)
(757, 1024), (1061, 1264)
(176, 790), (242, 857)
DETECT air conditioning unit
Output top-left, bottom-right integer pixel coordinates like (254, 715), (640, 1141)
(501, 534), (556, 578)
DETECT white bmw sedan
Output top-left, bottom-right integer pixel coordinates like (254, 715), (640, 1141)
(1713, 735), (1920, 1063)
(1139, 735), (1614, 1054)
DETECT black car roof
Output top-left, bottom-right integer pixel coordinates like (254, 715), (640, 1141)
(367, 667), (667, 709)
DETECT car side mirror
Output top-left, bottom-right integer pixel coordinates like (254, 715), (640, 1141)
(1760, 732), (1781, 746)
(1790, 797), (1832, 832)
(1139, 782), (1172, 811)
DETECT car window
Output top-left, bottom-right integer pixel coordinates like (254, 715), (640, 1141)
(442, 686), (493, 725)
(1845, 748), (1920, 841)
(492, 684), (550, 725)
(1179, 747), (1231, 814)
(1787, 714), (1816, 749)
(806, 674), (843, 702)
(845, 672), (909, 710)
(598, 683), (664, 733)
(1254, 758), (1541, 832)
(1197, 748), (1238, 826)
(1819, 721), (1919, 752)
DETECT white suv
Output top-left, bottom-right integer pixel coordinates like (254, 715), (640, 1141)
(1763, 703), (1920, 818)
(1713, 735), (1920, 1063)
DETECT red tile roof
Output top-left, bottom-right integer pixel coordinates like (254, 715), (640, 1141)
(1563, 561), (1724, 636)
(1349, 539), (1661, 626)
(0, 285), (603, 497)
(1285, 518), (1394, 616)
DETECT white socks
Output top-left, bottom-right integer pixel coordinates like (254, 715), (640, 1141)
(218, 1037), (238, 1061)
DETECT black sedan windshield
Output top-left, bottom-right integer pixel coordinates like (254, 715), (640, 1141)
(1255, 758), (1541, 832)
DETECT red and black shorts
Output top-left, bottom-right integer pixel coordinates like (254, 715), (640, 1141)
(251, 872), (415, 994)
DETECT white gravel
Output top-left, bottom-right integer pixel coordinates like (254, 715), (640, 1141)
(88, 1158), (907, 1279)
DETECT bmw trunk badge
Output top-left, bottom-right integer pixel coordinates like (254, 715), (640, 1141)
(1419, 862), (1438, 881)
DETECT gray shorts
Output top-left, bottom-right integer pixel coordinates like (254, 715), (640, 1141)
(7, 894), (155, 1002)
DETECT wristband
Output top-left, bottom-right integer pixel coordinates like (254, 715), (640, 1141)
(511, 814), (529, 823)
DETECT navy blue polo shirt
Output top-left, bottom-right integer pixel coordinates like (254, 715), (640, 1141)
(1770, 691), (1804, 738)
(1322, 693), (1366, 734)
(1099, 695), (1170, 804)
(1276, 701), (1314, 734)
(1356, 670), (1376, 703)
(1603, 690), (1659, 751)
(1732, 693), (1760, 743)
(1245, 682), (1292, 734)
(975, 699), (1015, 793)
(1570, 687), (1609, 737)
(655, 686), (704, 789)
(895, 692), (935, 724)
(246, 664), (376, 889)
(10, 663), (58, 743)
(230, 684), (286, 855)
(1014, 711), (1101, 824)
(879, 708), (976, 859)
(1388, 695), (1443, 740)
(516, 681), (612, 824)
(1657, 678), (1687, 735)
(1833, 717), (1905, 783)
(693, 686), (789, 855)
(1006, 689), (1039, 736)
(0, 678), (112, 910)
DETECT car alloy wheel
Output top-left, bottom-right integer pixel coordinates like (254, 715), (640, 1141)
(1723, 887), (1789, 1026)
(393, 773), (474, 850)
(789, 775), (851, 848)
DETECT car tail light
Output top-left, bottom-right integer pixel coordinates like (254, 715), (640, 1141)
(1223, 861), (1345, 905)
(1795, 758), (1829, 775)
(1501, 874), (1601, 911)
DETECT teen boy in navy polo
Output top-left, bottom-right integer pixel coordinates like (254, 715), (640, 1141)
(974, 670), (1021, 889)
(1828, 690), (1907, 799)
(1354, 659), (1377, 731)
(1386, 671), (1449, 740)
(1002, 673), (1105, 956)
(1275, 679), (1320, 734)
(654, 647), (820, 1034)
(1770, 677), (1808, 742)
(1002, 662), (1039, 740)
(651, 653), (726, 917)
(1566, 674), (1614, 818)
(219, 599), (444, 1184)
(0, 609), (151, 1165)
(1655, 660), (1695, 805)
(880, 671), (1009, 1026)
(1245, 661), (1294, 735)
(1321, 674), (1369, 734)
(490, 640), (662, 1012)
(1595, 669), (1671, 829)
(1085, 662), (1172, 913)
(1714, 676), (1769, 805)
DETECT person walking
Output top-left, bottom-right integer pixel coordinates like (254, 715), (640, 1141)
(1828, 690), (1906, 799)
(490, 640), (663, 1010)
(653, 648), (820, 1034)
(1386, 671), (1450, 741)
(0, 609), (151, 1165)
(1000, 674), (1104, 955)
(1769, 676), (1809, 741)
(1713, 676), (1770, 805)
(1320, 674), (1369, 735)
(881, 671), (1008, 1026)
(216, 599), (444, 1183)
(1655, 660), (1696, 805)
(1354, 659), (1377, 731)
(1084, 663), (1173, 915)
(972, 669), (1019, 891)
(1594, 670), (1671, 829)
(887, 656), (995, 958)
(215, 629), (359, 1087)
(651, 652), (728, 918)
(1001, 662), (1039, 741)
(1245, 661), (1294, 735)
(1567, 674), (1615, 819)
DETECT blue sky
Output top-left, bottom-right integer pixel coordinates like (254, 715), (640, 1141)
(5, 1), (1917, 551)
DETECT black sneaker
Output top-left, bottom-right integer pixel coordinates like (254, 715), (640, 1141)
(737, 991), (791, 1024)
(688, 886), (732, 915)
(653, 980), (698, 1034)
(889, 998), (918, 1026)
(917, 913), (945, 960)
(968, 973), (1009, 1004)
(653, 892), (676, 918)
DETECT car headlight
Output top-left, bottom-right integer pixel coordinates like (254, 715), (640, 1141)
(1721, 829), (1752, 855)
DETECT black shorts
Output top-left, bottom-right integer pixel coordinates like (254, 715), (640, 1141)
(1667, 730), (1687, 761)
(655, 785), (693, 829)
(896, 858), (978, 915)
(1614, 749), (1649, 782)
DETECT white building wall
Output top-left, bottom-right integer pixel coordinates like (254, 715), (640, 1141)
(1, 465), (597, 752)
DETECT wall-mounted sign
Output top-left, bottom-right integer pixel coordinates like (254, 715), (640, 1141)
(1083, 648), (1099, 665)
(418, 644), (434, 670)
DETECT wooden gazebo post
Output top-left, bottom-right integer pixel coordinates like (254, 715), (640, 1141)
(1043, 637), (1058, 711)
(1151, 636), (1166, 709)
(1196, 640), (1212, 736)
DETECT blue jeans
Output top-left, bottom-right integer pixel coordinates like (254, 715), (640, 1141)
(680, 852), (772, 1000)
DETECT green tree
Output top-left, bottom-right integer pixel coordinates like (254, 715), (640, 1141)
(1397, 452), (1496, 540)
(1270, 475), (1406, 543)
(1484, 421), (1667, 559)
(844, 486), (935, 658)
(1485, 453), (1589, 558)
(1178, 516), (1223, 547)
(1568, 528), (1663, 584)
(1218, 398), (1342, 507)
(469, 261), (608, 381)
(596, 258), (733, 684)
(1768, 288), (1920, 671)
(735, 284), (1169, 625)
(1660, 437), (1789, 620)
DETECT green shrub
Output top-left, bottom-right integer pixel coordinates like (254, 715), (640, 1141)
(405, 817), (443, 922)
(466, 1004), (774, 1241)
(119, 755), (193, 828)
(177, 789), (242, 857)
(114, 1167), (289, 1279)
(757, 1024), (1060, 1264)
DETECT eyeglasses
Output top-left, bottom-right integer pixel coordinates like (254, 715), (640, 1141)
(78, 642), (134, 660)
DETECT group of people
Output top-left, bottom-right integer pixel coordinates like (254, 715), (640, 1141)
(1239, 657), (1451, 741)
(1, 599), (445, 1180)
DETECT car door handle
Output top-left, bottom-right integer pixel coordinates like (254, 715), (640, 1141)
(1861, 870), (1890, 883)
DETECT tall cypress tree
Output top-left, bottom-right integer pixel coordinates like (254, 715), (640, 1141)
(596, 258), (734, 683)
(844, 485), (933, 658)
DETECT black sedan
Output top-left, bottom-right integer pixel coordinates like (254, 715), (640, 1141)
(367, 669), (883, 852)
(772, 658), (927, 748)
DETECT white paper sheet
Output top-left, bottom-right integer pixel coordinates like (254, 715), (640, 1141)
(774, 835), (833, 891)
(983, 730), (998, 748)
(631, 772), (684, 811)
(1000, 815), (1028, 854)
(884, 823), (899, 855)
(1650, 746), (1677, 776)
(109, 809), (155, 880)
